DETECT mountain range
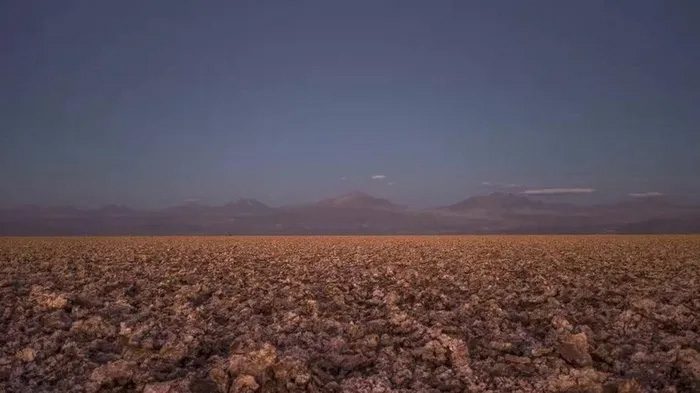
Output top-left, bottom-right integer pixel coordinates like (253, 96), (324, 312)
(2, 192), (700, 235)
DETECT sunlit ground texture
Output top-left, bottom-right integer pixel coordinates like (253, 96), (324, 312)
(1, 236), (699, 392)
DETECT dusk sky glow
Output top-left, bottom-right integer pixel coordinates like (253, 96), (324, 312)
(1, 1), (699, 208)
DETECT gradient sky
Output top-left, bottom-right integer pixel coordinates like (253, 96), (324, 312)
(1, 1), (699, 208)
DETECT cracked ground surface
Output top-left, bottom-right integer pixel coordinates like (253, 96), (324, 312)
(1, 235), (699, 392)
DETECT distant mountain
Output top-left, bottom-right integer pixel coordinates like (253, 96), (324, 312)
(317, 192), (401, 210)
(161, 202), (210, 215)
(442, 192), (545, 212)
(602, 195), (686, 215)
(438, 192), (578, 221)
(267, 192), (418, 233)
(220, 198), (275, 216)
(159, 198), (274, 218)
(95, 204), (137, 217)
(1, 192), (699, 235)
(616, 216), (700, 233)
(589, 195), (698, 224)
(609, 195), (673, 208)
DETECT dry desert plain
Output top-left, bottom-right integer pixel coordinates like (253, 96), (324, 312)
(1, 236), (699, 393)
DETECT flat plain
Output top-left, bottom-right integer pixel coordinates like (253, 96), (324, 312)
(1, 236), (699, 393)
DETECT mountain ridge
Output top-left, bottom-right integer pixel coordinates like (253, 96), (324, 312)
(1, 192), (699, 235)
(317, 192), (402, 210)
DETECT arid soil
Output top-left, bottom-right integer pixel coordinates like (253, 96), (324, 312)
(1, 236), (699, 393)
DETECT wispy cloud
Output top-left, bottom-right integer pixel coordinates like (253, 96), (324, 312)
(629, 192), (663, 198)
(482, 181), (521, 189)
(387, 182), (395, 186)
(371, 175), (386, 180)
(521, 188), (595, 195)
(340, 176), (347, 181)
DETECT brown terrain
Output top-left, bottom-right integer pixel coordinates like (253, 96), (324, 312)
(1, 236), (699, 392)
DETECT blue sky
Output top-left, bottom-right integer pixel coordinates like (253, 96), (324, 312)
(1, 1), (699, 207)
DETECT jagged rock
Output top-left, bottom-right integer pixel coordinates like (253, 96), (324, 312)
(616, 379), (644, 393)
(144, 379), (191, 393)
(437, 334), (472, 379)
(208, 360), (230, 393)
(419, 340), (448, 364)
(677, 348), (700, 391)
(189, 377), (220, 393)
(271, 357), (311, 386)
(489, 340), (513, 352)
(340, 375), (394, 392)
(532, 346), (554, 357)
(504, 354), (531, 364)
(0, 365), (10, 381)
(30, 285), (69, 310)
(160, 340), (190, 363)
(631, 298), (656, 315)
(43, 310), (72, 330)
(15, 347), (36, 362)
(548, 368), (606, 393)
(228, 343), (277, 377)
(552, 315), (573, 332)
(559, 332), (593, 367)
(88, 360), (135, 387)
(71, 315), (116, 338)
(231, 374), (259, 392)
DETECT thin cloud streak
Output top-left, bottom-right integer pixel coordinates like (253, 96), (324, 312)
(522, 188), (595, 195)
(371, 175), (386, 180)
(482, 181), (521, 189)
(629, 192), (664, 197)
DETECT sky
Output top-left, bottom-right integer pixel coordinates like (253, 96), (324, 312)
(1, 1), (699, 208)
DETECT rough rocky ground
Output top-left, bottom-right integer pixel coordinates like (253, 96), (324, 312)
(0, 235), (699, 393)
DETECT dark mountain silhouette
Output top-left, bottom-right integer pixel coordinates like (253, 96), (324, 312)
(317, 192), (401, 210)
(95, 204), (136, 217)
(221, 198), (274, 215)
(1, 193), (699, 235)
(443, 192), (545, 211)
(158, 199), (274, 219)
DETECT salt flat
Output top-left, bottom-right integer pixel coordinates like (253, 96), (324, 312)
(1, 236), (699, 392)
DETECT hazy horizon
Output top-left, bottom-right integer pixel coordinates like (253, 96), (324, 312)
(0, 188), (689, 211)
